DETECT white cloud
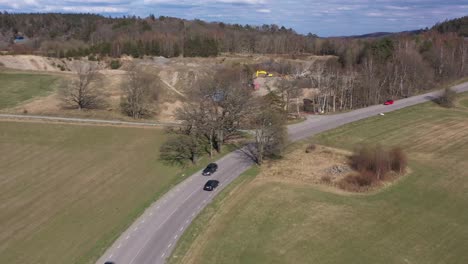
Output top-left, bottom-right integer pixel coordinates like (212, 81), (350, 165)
(143, 0), (265, 4)
(61, 6), (128, 12)
(257, 8), (270, 13)
(385, 5), (410, 10)
(366, 12), (385, 17)
(0, 0), (39, 8)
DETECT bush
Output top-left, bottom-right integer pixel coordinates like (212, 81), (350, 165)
(350, 144), (391, 180)
(344, 144), (408, 191)
(438, 87), (456, 108)
(320, 175), (332, 184)
(389, 147), (407, 173)
(110, 60), (121, 69)
(338, 172), (375, 192)
(305, 144), (316, 153)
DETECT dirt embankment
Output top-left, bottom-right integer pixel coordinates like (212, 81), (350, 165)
(1, 54), (334, 122)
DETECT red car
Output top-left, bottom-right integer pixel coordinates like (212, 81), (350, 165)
(384, 99), (394, 105)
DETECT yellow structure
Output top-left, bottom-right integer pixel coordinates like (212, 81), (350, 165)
(256, 70), (273, 77)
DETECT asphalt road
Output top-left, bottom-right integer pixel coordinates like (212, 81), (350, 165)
(97, 82), (468, 264)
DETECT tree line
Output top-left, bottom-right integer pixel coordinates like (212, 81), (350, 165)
(259, 31), (467, 114)
(0, 12), (318, 57)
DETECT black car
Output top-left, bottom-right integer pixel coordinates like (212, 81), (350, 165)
(202, 163), (218, 176)
(203, 180), (219, 191)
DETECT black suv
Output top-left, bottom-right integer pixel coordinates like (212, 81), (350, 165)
(203, 180), (219, 191)
(202, 163), (218, 176)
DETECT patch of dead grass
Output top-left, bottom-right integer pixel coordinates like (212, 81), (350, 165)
(255, 144), (409, 194)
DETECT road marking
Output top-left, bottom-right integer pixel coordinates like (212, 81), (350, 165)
(197, 205), (201, 209)
(156, 205), (160, 209)
(126, 235), (130, 240)
(109, 254), (113, 258)
(180, 227), (184, 232)
(117, 243), (121, 249)
(133, 227), (138, 231)
(129, 188), (199, 264)
(202, 199), (207, 203)
(191, 212), (195, 217)
(167, 243), (172, 248)
(161, 252), (166, 258)
(141, 219), (145, 224)
(186, 219), (190, 224)
(174, 234), (178, 239)
(149, 212), (153, 216)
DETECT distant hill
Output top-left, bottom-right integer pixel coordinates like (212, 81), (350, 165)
(433, 16), (468, 37)
(333, 29), (426, 39)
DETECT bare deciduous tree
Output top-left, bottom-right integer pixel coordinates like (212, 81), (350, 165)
(59, 64), (105, 110)
(177, 66), (254, 155)
(247, 99), (288, 165)
(159, 133), (202, 166)
(121, 67), (161, 118)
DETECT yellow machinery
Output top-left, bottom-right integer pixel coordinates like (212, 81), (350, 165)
(256, 70), (273, 77)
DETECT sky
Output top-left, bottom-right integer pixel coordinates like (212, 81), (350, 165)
(0, 0), (467, 36)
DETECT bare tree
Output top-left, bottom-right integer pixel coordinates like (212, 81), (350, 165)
(177, 66), (254, 155)
(159, 134), (202, 166)
(121, 67), (161, 118)
(438, 87), (456, 108)
(247, 99), (288, 165)
(59, 64), (105, 110)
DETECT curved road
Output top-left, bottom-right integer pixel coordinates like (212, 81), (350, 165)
(97, 82), (468, 264)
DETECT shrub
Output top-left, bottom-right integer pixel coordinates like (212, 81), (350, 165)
(345, 144), (408, 192)
(438, 87), (456, 108)
(389, 147), (407, 173)
(305, 144), (316, 153)
(320, 175), (332, 184)
(110, 60), (121, 69)
(350, 144), (391, 180)
(338, 172), (375, 192)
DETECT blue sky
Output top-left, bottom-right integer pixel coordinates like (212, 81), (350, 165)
(0, 0), (467, 36)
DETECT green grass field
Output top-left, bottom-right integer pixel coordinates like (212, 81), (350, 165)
(0, 71), (61, 109)
(170, 100), (468, 264)
(459, 97), (468, 108)
(0, 121), (226, 264)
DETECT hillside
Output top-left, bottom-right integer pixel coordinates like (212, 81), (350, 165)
(0, 13), (317, 57)
(433, 16), (468, 37)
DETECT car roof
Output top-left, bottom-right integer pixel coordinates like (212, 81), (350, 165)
(208, 163), (217, 166)
(206, 180), (219, 184)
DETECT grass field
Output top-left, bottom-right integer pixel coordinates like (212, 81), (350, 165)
(0, 121), (226, 264)
(0, 71), (60, 109)
(458, 94), (468, 108)
(170, 99), (468, 264)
